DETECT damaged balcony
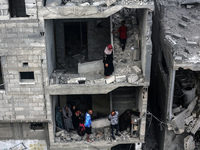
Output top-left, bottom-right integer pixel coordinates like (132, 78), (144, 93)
(45, 8), (152, 94)
(41, 0), (154, 19)
(50, 87), (147, 149)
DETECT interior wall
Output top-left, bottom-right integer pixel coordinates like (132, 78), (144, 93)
(45, 19), (56, 77)
(92, 94), (110, 117)
(54, 18), (110, 67)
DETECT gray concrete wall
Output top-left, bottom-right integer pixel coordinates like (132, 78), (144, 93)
(0, 122), (48, 140)
(45, 19), (56, 76)
(138, 9), (152, 83)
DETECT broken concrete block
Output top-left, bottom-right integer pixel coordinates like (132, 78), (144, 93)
(172, 106), (182, 115)
(191, 117), (200, 134)
(184, 116), (193, 125)
(128, 74), (138, 83)
(182, 15), (191, 22)
(46, 0), (62, 6)
(55, 130), (64, 137)
(106, 75), (115, 84)
(187, 41), (198, 47)
(184, 135), (195, 150)
(116, 75), (126, 83)
(132, 66), (142, 75)
(165, 35), (177, 49)
(78, 60), (104, 74)
(174, 56), (182, 62)
(79, 2), (90, 6)
(65, 2), (76, 6)
(185, 47), (193, 54)
(94, 78), (105, 84)
(172, 33), (182, 39)
(92, 1), (106, 6)
(106, 0), (117, 6)
(179, 22), (187, 28)
(67, 77), (86, 84)
(92, 117), (110, 128)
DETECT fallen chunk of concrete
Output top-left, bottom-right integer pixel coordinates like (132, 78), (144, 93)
(187, 41), (198, 47)
(67, 77), (86, 84)
(116, 75), (126, 83)
(173, 33), (182, 39)
(132, 65), (142, 75)
(191, 117), (200, 134)
(179, 22), (187, 28)
(55, 130), (64, 137)
(128, 74), (138, 83)
(106, 0), (117, 6)
(106, 75), (115, 84)
(184, 116), (193, 125)
(92, 117), (110, 128)
(78, 60), (104, 74)
(79, 2), (90, 6)
(46, 0), (62, 6)
(94, 78), (105, 84)
(184, 135), (195, 150)
(182, 15), (191, 22)
(165, 35), (177, 49)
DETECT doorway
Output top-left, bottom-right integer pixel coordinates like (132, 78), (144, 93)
(64, 22), (88, 58)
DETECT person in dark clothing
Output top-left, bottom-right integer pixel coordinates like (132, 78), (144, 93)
(71, 104), (77, 130)
(103, 44), (114, 78)
(62, 105), (74, 132)
(119, 109), (140, 132)
(55, 107), (64, 130)
(112, 20), (127, 51)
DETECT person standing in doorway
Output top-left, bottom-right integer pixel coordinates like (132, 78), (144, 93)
(103, 44), (114, 78)
(55, 107), (64, 130)
(85, 109), (92, 142)
(62, 105), (74, 132)
(108, 110), (121, 140)
(112, 20), (127, 51)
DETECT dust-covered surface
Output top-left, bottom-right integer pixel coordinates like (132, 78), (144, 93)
(162, 3), (200, 65)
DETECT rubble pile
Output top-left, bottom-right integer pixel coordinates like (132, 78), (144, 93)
(54, 126), (135, 143)
(168, 69), (200, 149)
(162, 4), (200, 64)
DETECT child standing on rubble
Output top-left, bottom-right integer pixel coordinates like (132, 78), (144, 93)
(103, 44), (114, 78)
(112, 20), (127, 51)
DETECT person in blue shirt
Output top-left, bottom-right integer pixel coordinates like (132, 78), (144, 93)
(85, 109), (92, 142)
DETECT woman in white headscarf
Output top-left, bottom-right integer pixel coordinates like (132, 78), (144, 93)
(103, 44), (114, 78)
(62, 105), (74, 132)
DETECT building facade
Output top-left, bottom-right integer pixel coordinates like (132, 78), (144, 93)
(0, 0), (154, 149)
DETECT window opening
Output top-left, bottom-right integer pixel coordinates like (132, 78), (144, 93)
(9, 0), (28, 17)
(19, 72), (35, 83)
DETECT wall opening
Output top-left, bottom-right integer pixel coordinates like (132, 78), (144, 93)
(19, 71), (35, 83)
(9, 0), (28, 17)
(64, 22), (88, 58)
(0, 58), (4, 89)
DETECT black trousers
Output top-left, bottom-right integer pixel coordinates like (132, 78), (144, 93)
(119, 38), (127, 51)
(111, 124), (119, 136)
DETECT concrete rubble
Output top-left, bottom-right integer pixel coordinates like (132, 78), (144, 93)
(54, 118), (137, 144)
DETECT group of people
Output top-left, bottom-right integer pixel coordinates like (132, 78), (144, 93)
(103, 20), (127, 78)
(55, 105), (93, 142)
(56, 106), (139, 142)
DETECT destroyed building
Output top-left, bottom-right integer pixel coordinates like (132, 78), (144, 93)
(0, 0), (154, 149)
(151, 0), (200, 150)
